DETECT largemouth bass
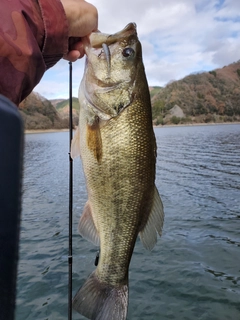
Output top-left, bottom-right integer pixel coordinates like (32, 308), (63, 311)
(71, 22), (164, 320)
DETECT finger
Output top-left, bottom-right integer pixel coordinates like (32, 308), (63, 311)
(63, 40), (85, 62)
(63, 50), (83, 62)
(70, 40), (85, 53)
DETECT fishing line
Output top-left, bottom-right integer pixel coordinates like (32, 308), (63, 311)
(68, 61), (73, 320)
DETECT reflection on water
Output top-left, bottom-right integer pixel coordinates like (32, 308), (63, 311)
(16, 125), (240, 320)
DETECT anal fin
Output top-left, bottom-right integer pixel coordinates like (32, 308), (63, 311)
(139, 185), (164, 251)
(78, 201), (100, 246)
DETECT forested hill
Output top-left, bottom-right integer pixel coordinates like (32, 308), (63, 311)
(19, 60), (240, 129)
(150, 60), (240, 125)
(19, 92), (68, 130)
(51, 97), (79, 125)
(18, 91), (80, 129)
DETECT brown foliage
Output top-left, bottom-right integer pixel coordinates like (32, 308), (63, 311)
(151, 61), (240, 124)
(19, 92), (71, 130)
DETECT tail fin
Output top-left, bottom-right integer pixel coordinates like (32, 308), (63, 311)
(72, 271), (128, 320)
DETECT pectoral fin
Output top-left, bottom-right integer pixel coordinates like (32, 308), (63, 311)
(139, 186), (164, 251)
(78, 201), (100, 246)
(71, 126), (80, 159)
(86, 121), (102, 163)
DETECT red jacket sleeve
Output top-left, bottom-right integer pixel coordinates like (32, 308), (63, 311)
(0, 0), (68, 105)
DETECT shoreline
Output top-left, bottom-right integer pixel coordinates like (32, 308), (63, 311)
(24, 122), (240, 134)
(25, 128), (69, 134)
(154, 121), (240, 128)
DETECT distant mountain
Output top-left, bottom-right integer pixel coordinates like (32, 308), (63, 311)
(54, 97), (80, 112)
(50, 97), (79, 126)
(151, 60), (240, 125)
(19, 92), (68, 130)
(49, 99), (65, 108)
(19, 61), (240, 129)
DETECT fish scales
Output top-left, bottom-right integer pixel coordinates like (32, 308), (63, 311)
(86, 98), (155, 285)
(71, 22), (164, 320)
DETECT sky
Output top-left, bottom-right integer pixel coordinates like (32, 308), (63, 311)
(34, 0), (240, 100)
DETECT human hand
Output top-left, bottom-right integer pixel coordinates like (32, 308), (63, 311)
(60, 0), (98, 62)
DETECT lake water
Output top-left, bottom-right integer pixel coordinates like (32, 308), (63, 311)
(16, 124), (240, 320)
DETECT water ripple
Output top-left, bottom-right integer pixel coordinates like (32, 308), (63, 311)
(16, 126), (240, 320)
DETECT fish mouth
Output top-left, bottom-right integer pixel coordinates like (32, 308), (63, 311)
(81, 23), (138, 119)
(83, 23), (137, 81)
(89, 23), (137, 48)
(101, 43), (111, 78)
(85, 43), (112, 82)
(84, 56), (122, 88)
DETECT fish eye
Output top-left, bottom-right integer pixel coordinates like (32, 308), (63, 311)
(122, 47), (135, 58)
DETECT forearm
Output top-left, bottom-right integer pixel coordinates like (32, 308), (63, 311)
(0, 0), (68, 105)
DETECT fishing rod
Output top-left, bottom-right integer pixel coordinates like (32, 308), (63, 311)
(68, 61), (73, 320)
